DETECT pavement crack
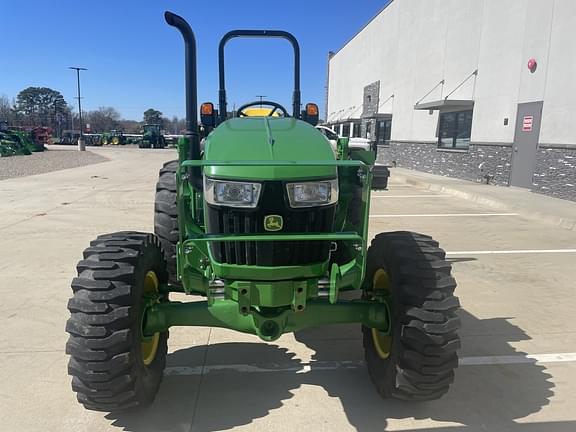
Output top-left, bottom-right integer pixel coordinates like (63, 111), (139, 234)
(188, 327), (212, 432)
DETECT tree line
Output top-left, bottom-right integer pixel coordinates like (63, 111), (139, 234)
(0, 87), (186, 136)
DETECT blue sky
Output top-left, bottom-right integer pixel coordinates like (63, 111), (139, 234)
(1, 0), (389, 120)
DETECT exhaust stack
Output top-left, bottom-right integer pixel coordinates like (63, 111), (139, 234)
(164, 11), (202, 188)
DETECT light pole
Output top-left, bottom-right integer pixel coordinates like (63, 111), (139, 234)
(69, 67), (87, 151)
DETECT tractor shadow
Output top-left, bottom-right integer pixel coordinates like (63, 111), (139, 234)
(107, 342), (302, 432)
(294, 309), (557, 431)
(108, 309), (558, 431)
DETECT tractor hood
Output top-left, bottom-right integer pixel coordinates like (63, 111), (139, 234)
(203, 117), (336, 180)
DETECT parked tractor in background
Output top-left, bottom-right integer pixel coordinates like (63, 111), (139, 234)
(139, 124), (166, 148)
(316, 124), (390, 190)
(0, 122), (46, 156)
(57, 130), (101, 146)
(65, 12), (460, 412)
(100, 130), (127, 145)
(58, 130), (81, 145)
(0, 122), (24, 157)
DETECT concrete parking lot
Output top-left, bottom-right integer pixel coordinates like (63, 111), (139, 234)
(1, 146), (575, 432)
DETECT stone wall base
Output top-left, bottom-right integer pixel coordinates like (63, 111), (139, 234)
(377, 141), (576, 202)
(376, 141), (513, 186)
(533, 145), (576, 201)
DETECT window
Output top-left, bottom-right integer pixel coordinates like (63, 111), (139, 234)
(438, 110), (473, 149)
(376, 119), (392, 145)
(352, 122), (361, 138)
(342, 123), (351, 137)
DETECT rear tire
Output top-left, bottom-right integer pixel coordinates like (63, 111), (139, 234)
(154, 160), (179, 285)
(65, 232), (168, 411)
(362, 231), (461, 400)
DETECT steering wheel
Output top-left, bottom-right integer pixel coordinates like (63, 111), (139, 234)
(237, 101), (289, 118)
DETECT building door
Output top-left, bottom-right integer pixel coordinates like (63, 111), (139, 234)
(510, 101), (543, 188)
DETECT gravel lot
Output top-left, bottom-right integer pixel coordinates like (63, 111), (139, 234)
(0, 145), (108, 180)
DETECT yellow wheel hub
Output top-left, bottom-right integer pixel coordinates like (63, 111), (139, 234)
(371, 269), (393, 359)
(141, 270), (160, 366)
(112, 137), (120, 145)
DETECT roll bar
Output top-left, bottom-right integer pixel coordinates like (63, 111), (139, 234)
(218, 30), (301, 122)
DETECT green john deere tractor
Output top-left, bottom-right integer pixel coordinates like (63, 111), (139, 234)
(139, 124), (166, 149)
(0, 133), (23, 157)
(0, 122), (35, 156)
(101, 130), (127, 146)
(66, 11), (461, 412)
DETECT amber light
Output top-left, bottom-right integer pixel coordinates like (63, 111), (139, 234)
(306, 103), (318, 116)
(201, 103), (214, 115)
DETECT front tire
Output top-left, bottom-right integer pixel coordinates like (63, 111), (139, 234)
(65, 232), (168, 411)
(362, 231), (461, 400)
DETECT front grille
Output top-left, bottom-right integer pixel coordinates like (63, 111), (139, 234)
(206, 181), (336, 266)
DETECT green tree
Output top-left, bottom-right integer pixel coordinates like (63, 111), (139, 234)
(143, 108), (164, 127)
(15, 87), (68, 127)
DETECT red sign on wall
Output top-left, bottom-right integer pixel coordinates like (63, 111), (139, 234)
(522, 116), (534, 132)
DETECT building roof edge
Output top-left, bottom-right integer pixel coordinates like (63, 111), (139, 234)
(329, 0), (395, 61)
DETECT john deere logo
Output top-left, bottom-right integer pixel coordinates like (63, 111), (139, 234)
(264, 215), (283, 231)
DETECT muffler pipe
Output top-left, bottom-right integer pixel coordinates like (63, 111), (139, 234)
(164, 11), (202, 189)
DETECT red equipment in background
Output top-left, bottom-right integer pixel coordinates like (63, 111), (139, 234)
(30, 127), (53, 147)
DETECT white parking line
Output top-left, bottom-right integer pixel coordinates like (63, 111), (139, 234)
(459, 353), (576, 365)
(372, 194), (452, 198)
(370, 213), (518, 218)
(164, 352), (576, 376)
(447, 249), (576, 255)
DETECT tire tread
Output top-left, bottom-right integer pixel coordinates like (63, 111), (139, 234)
(363, 231), (461, 401)
(65, 232), (167, 411)
(154, 160), (179, 284)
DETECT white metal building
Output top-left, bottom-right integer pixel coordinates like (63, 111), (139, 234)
(326, 0), (576, 201)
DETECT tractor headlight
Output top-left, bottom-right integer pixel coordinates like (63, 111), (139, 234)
(204, 177), (262, 208)
(286, 179), (339, 208)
